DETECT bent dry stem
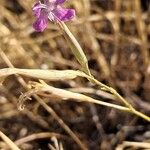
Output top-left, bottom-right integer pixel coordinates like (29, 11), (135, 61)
(0, 66), (149, 122)
(0, 50), (87, 150)
(59, 22), (150, 122)
(18, 81), (131, 113)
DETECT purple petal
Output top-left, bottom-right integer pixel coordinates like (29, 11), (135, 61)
(32, 2), (42, 17)
(53, 6), (75, 22)
(55, 0), (66, 4)
(33, 15), (48, 32)
(44, 0), (66, 4)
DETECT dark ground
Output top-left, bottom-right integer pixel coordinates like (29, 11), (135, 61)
(0, 0), (150, 149)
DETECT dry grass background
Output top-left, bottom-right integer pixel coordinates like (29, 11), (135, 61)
(0, 0), (150, 149)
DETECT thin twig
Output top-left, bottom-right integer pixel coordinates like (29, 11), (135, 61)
(0, 131), (21, 150)
(0, 50), (88, 150)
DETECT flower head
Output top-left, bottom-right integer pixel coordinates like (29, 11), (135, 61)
(32, 0), (75, 32)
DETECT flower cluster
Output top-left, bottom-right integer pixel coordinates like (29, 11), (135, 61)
(32, 0), (75, 32)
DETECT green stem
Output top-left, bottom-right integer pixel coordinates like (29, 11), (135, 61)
(59, 22), (150, 122)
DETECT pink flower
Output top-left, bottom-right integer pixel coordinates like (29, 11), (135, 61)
(32, 0), (75, 32)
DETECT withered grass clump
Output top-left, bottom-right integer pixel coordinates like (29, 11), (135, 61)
(0, 0), (150, 150)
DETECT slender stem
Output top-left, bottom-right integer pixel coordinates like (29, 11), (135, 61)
(86, 65), (150, 122)
(91, 77), (134, 110)
(60, 23), (150, 122)
(58, 22), (91, 76)
(132, 110), (150, 122)
(0, 131), (21, 150)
